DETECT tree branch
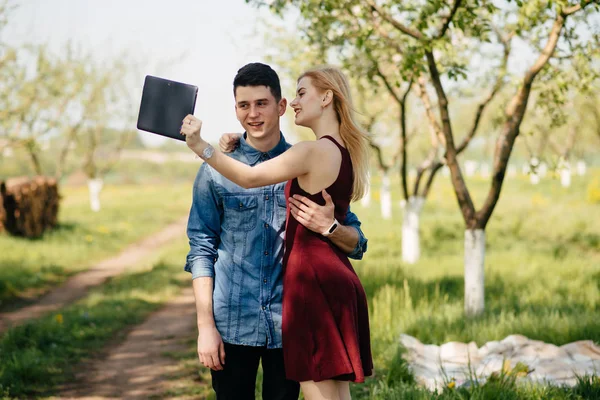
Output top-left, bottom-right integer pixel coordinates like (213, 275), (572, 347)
(547, 136), (564, 156)
(368, 139), (390, 173)
(373, 63), (403, 104)
(413, 149), (437, 196)
(421, 161), (444, 198)
(369, 11), (406, 55)
(367, 0), (425, 41)
(562, 0), (596, 16)
(456, 28), (511, 154)
(399, 81), (412, 201)
(426, 50), (476, 227)
(415, 75), (445, 148)
(435, 0), (463, 39)
(477, 10), (571, 228)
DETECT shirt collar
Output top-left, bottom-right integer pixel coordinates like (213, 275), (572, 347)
(238, 132), (289, 165)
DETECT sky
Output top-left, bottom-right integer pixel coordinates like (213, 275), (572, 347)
(3, 0), (295, 147)
(4, 0), (596, 152)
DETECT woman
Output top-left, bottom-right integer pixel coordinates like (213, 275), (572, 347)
(181, 66), (372, 400)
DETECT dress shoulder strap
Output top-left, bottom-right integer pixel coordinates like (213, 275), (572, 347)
(320, 135), (346, 151)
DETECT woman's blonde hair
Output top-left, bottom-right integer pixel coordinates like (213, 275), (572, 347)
(299, 66), (370, 201)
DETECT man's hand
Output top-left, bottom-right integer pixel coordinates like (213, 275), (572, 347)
(289, 189), (334, 235)
(219, 133), (242, 153)
(197, 325), (226, 371)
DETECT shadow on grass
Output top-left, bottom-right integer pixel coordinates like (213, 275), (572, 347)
(0, 262), (68, 311)
(367, 271), (600, 345)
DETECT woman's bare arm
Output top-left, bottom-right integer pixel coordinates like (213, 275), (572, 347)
(181, 115), (315, 188)
(205, 141), (314, 188)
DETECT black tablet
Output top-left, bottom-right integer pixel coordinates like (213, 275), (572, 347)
(136, 75), (198, 141)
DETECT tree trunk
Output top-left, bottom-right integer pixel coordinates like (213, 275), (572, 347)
(88, 178), (103, 212)
(464, 229), (485, 317)
(559, 158), (571, 188)
(361, 182), (371, 208)
(380, 171), (392, 220)
(402, 196), (424, 264)
(539, 162), (548, 178)
(465, 160), (477, 177)
(576, 161), (586, 176)
(530, 172), (540, 185)
(560, 166), (571, 188)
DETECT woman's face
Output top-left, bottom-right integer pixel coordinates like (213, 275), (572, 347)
(290, 76), (324, 128)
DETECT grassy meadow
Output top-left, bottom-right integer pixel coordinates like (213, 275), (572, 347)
(0, 240), (191, 398)
(350, 169), (600, 398)
(0, 183), (192, 310)
(0, 164), (598, 399)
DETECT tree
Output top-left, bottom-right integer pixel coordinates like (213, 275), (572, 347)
(252, 0), (600, 316)
(76, 59), (135, 212)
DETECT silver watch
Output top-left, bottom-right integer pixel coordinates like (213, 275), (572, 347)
(200, 144), (215, 161)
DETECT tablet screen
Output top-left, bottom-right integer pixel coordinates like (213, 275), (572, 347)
(136, 75), (198, 141)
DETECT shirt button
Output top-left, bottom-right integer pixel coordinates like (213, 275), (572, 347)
(265, 195), (269, 200)
(239, 203), (243, 208)
(264, 251), (269, 256)
(264, 223), (269, 228)
(263, 279), (267, 284)
(262, 306), (266, 310)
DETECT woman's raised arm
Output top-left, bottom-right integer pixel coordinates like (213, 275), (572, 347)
(181, 115), (313, 188)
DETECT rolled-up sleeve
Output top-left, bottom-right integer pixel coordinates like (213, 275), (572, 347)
(344, 206), (368, 260)
(185, 164), (222, 279)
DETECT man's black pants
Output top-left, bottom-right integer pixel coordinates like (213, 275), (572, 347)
(210, 342), (300, 400)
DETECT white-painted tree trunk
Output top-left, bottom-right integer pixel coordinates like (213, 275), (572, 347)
(465, 160), (477, 177)
(361, 183), (371, 208)
(402, 196), (424, 264)
(464, 229), (485, 317)
(560, 164), (571, 188)
(530, 173), (540, 185)
(380, 172), (392, 220)
(538, 162), (548, 178)
(88, 178), (104, 212)
(576, 161), (587, 176)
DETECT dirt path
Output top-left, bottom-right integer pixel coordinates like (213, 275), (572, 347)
(57, 286), (199, 400)
(0, 216), (188, 333)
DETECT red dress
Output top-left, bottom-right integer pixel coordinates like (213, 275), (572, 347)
(282, 136), (373, 383)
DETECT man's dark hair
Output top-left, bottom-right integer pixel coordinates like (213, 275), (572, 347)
(233, 62), (282, 101)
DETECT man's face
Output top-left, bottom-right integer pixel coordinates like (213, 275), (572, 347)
(235, 85), (286, 141)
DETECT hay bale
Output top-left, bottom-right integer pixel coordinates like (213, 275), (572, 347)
(0, 176), (61, 238)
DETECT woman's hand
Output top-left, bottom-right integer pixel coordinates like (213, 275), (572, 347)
(181, 115), (205, 153)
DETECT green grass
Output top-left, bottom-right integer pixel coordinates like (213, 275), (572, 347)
(351, 169), (600, 399)
(0, 240), (191, 398)
(158, 169), (600, 399)
(0, 183), (192, 309)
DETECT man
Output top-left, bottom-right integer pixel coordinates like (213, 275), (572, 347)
(185, 62), (368, 400)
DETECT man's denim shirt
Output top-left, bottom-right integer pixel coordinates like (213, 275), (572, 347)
(185, 133), (368, 349)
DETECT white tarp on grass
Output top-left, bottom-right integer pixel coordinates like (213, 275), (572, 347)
(400, 334), (600, 390)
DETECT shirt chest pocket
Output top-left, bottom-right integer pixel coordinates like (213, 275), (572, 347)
(222, 195), (258, 232)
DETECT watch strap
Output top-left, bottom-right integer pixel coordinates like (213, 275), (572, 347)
(322, 218), (339, 237)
